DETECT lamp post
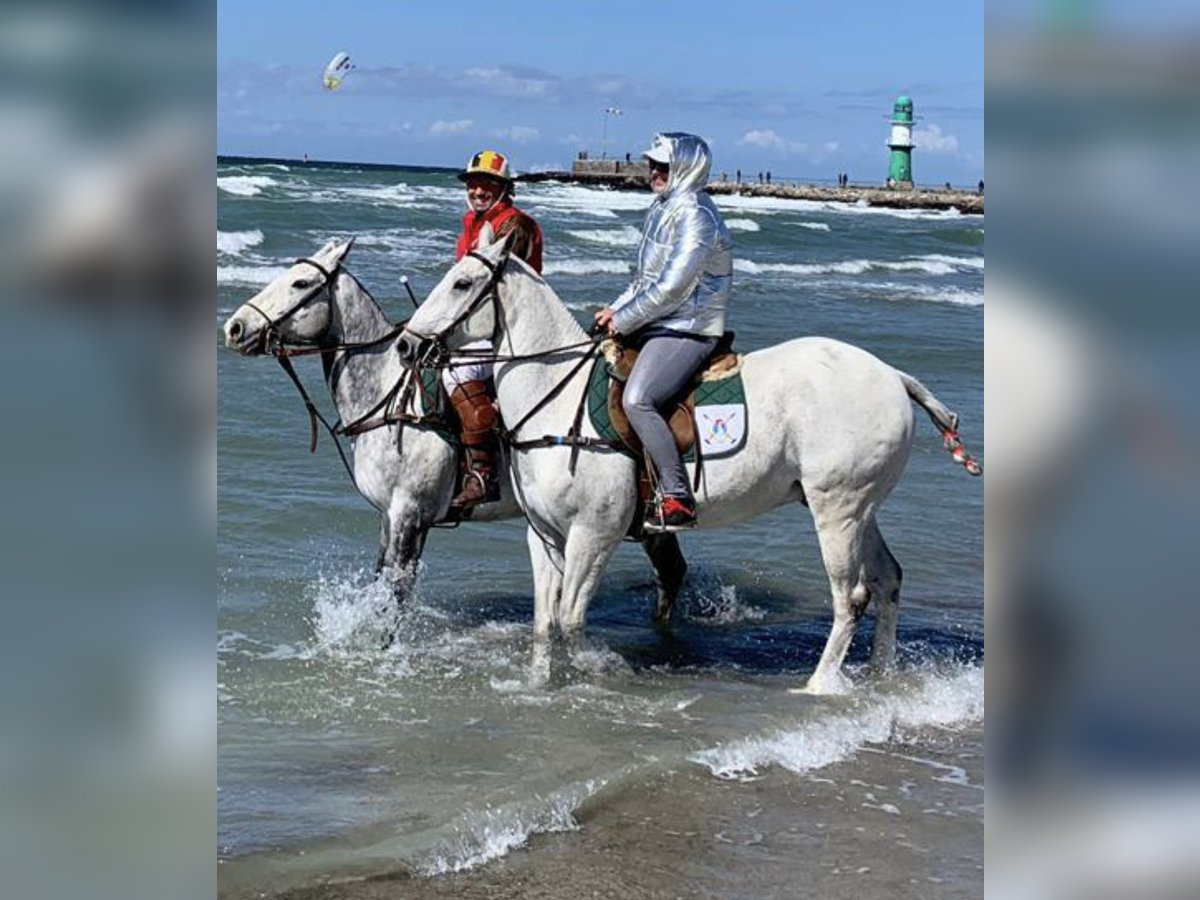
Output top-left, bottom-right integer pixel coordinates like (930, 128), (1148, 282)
(601, 107), (622, 159)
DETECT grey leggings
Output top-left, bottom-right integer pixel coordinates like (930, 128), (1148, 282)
(622, 331), (717, 501)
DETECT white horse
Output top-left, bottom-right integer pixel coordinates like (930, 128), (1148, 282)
(398, 238), (981, 692)
(222, 238), (688, 626)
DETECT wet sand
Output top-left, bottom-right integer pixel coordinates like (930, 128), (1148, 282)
(219, 727), (982, 900)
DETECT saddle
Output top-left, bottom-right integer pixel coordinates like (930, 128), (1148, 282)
(601, 331), (741, 457)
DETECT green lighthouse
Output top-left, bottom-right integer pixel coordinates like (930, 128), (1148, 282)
(887, 95), (915, 188)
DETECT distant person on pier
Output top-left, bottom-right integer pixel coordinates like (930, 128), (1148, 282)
(978, 179), (984, 194)
(447, 149), (544, 508)
(757, 171), (763, 184)
(593, 132), (733, 532)
(736, 168), (741, 184)
(766, 171), (771, 185)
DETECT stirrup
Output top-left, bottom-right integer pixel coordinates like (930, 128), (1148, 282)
(643, 496), (697, 533)
(450, 469), (499, 508)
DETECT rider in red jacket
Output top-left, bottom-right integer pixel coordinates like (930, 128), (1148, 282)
(446, 150), (543, 508)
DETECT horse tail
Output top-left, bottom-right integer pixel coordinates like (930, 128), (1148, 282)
(897, 370), (982, 476)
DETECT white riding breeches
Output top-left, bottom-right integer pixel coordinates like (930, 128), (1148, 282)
(441, 339), (495, 390)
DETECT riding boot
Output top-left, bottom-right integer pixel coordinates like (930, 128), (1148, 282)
(449, 380), (500, 508)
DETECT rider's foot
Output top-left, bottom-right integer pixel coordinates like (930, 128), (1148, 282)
(450, 467), (500, 508)
(644, 496), (697, 532)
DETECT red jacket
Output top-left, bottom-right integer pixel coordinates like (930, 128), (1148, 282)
(456, 199), (543, 273)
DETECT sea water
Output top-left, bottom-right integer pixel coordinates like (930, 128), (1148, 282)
(217, 160), (983, 897)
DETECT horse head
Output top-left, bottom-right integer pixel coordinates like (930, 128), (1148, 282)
(397, 234), (513, 364)
(224, 238), (355, 355)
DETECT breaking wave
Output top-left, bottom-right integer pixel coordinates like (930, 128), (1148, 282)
(217, 229), (264, 256)
(691, 663), (983, 779)
(218, 175), (276, 197)
(735, 255), (983, 277)
(417, 779), (602, 875)
(724, 218), (761, 232)
(217, 264), (286, 286)
(543, 259), (631, 276)
(565, 226), (642, 247)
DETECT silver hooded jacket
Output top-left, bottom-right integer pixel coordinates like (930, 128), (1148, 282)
(611, 133), (733, 337)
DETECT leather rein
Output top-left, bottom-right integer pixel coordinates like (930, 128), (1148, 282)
(243, 257), (447, 497)
(418, 250), (625, 473)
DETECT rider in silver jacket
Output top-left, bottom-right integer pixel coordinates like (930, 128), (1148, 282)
(610, 134), (732, 336)
(595, 133), (733, 531)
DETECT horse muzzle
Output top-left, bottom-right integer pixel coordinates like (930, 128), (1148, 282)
(396, 330), (436, 365)
(224, 314), (268, 355)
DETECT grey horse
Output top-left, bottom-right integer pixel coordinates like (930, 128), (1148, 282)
(222, 238), (688, 626)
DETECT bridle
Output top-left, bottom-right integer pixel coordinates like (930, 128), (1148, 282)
(239, 256), (415, 496)
(401, 249), (622, 469)
(241, 256), (338, 356)
(398, 250), (510, 367)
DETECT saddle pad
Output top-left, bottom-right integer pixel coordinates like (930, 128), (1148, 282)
(586, 357), (748, 461)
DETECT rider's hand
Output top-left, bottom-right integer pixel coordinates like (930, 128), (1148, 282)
(593, 307), (617, 336)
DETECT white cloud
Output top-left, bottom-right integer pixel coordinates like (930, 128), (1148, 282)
(461, 66), (553, 98)
(823, 140), (840, 153)
(428, 118), (473, 137)
(489, 126), (540, 144)
(736, 129), (806, 154)
(913, 123), (959, 154)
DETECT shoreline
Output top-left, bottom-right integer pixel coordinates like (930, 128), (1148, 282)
(219, 727), (983, 900)
(519, 170), (984, 214)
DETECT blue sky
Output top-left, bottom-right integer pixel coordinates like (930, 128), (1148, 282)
(218, 0), (983, 185)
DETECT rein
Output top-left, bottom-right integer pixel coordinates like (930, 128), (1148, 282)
(248, 258), (443, 501)
(415, 250), (624, 470)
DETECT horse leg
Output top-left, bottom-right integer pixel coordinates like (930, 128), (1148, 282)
(802, 503), (872, 694)
(527, 525), (564, 685)
(558, 526), (622, 634)
(864, 517), (903, 673)
(642, 533), (687, 627)
(379, 508), (429, 647)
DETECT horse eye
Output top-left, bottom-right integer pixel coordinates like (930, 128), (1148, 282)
(453, 278), (472, 291)
(292, 278), (311, 289)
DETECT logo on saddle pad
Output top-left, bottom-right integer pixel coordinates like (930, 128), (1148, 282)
(586, 337), (748, 462)
(697, 405), (745, 453)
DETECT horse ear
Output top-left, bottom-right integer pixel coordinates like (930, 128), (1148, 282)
(334, 236), (355, 262)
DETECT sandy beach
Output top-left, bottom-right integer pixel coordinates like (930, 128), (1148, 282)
(219, 725), (983, 900)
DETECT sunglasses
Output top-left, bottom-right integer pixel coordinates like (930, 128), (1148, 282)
(648, 160), (670, 173)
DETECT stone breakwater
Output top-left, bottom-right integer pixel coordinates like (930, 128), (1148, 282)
(518, 169), (983, 214)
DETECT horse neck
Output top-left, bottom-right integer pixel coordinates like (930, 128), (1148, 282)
(493, 268), (589, 430)
(324, 272), (402, 422)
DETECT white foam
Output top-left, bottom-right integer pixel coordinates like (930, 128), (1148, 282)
(217, 229), (264, 256)
(866, 281), (985, 307)
(724, 218), (761, 232)
(526, 182), (653, 216)
(681, 579), (767, 625)
(915, 253), (984, 270)
(734, 253), (983, 279)
(793, 222), (831, 231)
(217, 175), (276, 197)
(734, 257), (963, 277)
(690, 664), (983, 780)
(216, 264), (287, 286)
(543, 259), (631, 276)
(714, 192), (977, 221)
(419, 779), (600, 875)
(565, 226), (642, 247)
